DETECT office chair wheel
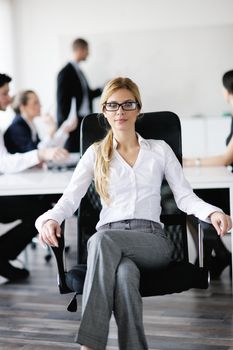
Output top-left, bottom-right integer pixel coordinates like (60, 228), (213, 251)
(45, 253), (52, 262)
(65, 245), (70, 253)
(31, 241), (37, 249)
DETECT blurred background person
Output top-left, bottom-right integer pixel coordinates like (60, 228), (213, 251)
(184, 70), (233, 168)
(4, 90), (77, 154)
(56, 38), (102, 152)
(0, 73), (67, 281)
(184, 70), (233, 279)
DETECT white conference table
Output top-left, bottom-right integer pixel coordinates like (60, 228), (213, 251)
(0, 167), (74, 196)
(184, 166), (233, 283)
(1, 165), (232, 284)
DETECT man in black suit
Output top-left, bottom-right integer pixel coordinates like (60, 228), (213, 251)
(57, 38), (102, 152)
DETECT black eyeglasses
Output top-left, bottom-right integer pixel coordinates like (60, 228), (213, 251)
(104, 101), (139, 111)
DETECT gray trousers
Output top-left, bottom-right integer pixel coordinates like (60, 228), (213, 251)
(77, 219), (173, 350)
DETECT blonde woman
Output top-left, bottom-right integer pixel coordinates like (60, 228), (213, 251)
(4, 90), (77, 154)
(36, 77), (231, 350)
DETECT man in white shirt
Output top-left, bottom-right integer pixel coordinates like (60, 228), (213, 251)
(0, 73), (67, 281)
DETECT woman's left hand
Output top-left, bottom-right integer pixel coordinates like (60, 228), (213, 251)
(209, 211), (232, 237)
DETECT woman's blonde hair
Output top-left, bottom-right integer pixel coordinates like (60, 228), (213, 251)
(94, 77), (142, 204)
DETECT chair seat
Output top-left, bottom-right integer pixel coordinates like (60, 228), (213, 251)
(139, 261), (209, 297)
(64, 261), (209, 296)
(65, 264), (87, 294)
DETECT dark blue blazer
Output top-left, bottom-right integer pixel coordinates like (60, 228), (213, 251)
(4, 114), (40, 154)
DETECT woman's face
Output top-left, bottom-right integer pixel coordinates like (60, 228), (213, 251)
(21, 92), (41, 119)
(103, 88), (140, 133)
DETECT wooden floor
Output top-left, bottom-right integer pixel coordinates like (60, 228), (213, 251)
(0, 218), (233, 350)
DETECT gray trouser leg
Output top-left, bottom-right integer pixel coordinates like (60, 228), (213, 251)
(77, 231), (122, 349)
(77, 225), (173, 350)
(114, 257), (148, 350)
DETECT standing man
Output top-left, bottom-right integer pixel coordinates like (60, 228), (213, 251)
(56, 38), (102, 152)
(0, 73), (67, 281)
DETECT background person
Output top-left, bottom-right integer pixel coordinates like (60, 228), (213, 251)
(36, 77), (231, 350)
(184, 70), (233, 279)
(56, 38), (102, 152)
(184, 70), (233, 167)
(4, 90), (77, 154)
(0, 73), (67, 281)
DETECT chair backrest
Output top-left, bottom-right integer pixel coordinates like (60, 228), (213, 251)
(80, 112), (182, 162)
(77, 112), (188, 264)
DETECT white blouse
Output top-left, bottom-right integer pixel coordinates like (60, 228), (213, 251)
(0, 130), (39, 174)
(35, 133), (221, 233)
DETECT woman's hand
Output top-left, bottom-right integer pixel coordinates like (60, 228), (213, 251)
(38, 147), (69, 162)
(209, 211), (232, 237)
(39, 219), (61, 247)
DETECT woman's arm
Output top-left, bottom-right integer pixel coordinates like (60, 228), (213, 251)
(184, 135), (233, 167)
(163, 142), (229, 228)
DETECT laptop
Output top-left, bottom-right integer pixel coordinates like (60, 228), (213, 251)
(47, 152), (80, 170)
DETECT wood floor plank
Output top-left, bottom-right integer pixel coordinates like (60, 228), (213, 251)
(0, 217), (232, 349)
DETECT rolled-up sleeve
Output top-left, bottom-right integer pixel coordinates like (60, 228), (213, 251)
(35, 145), (95, 233)
(0, 132), (39, 174)
(163, 142), (222, 222)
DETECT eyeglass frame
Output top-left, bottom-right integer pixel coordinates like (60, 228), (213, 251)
(103, 101), (140, 112)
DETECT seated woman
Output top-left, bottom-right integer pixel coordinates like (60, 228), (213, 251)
(4, 90), (77, 154)
(184, 70), (233, 279)
(184, 70), (233, 167)
(36, 77), (231, 350)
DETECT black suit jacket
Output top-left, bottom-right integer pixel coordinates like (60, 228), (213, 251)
(57, 62), (102, 124)
(4, 114), (40, 154)
(56, 62), (102, 151)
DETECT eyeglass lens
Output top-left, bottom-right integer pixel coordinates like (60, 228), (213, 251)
(105, 101), (138, 111)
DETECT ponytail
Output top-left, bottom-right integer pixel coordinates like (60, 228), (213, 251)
(94, 129), (113, 204)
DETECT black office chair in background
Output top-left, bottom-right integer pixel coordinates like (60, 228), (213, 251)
(51, 111), (216, 315)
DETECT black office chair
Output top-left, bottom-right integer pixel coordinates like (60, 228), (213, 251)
(51, 111), (214, 312)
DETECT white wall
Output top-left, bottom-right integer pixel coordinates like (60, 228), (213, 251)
(0, 0), (15, 130)
(7, 0), (233, 119)
(0, 0), (14, 82)
(181, 117), (232, 157)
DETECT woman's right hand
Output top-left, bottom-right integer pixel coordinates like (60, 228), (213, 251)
(38, 147), (69, 162)
(39, 219), (61, 247)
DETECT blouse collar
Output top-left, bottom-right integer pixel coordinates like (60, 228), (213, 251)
(113, 132), (150, 150)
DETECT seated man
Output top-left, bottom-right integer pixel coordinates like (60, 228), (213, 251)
(0, 73), (67, 281)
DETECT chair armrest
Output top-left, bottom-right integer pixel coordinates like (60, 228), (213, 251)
(50, 222), (72, 294)
(197, 220), (217, 268)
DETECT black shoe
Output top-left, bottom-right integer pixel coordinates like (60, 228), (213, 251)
(0, 259), (29, 281)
